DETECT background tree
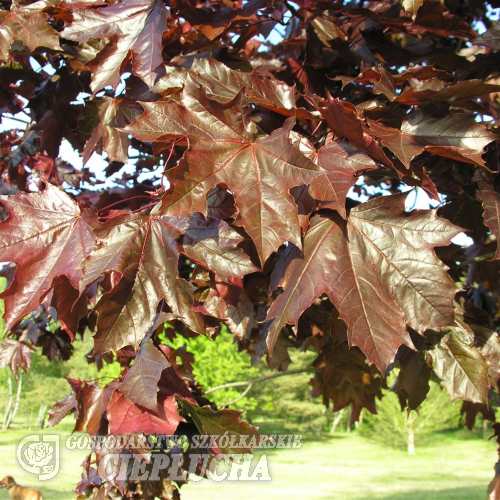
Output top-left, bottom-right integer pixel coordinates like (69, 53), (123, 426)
(0, 0), (500, 498)
(359, 373), (463, 455)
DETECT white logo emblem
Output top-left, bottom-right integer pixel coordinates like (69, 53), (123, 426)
(17, 435), (60, 481)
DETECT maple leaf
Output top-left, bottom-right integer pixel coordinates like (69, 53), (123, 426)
(0, 339), (36, 378)
(37, 329), (74, 361)
(206, 187), (237, 220)
(477, 181), (500, 260)
(427, 330), (490, 404)
(120, 338), (171, 412)
(0, 0), (61, 62)
(471, 322), (500, 386)
(107, 391), (182, 435)
(335, 67), (397, 101)
(460, 401), (496, 430)
(79, 96), (143, 164)
(411, 1), (477, 40)
(172, 212), (259, 281)
(310, 15), (348, 46)
(399, 109), (497, 167)
(0, 184), (97, 332)
(82, 210), (255, 353)
(154, 58), (312, 119)
(61, 0), (169, 92)
(311, 343), (383, 424)
(226, 292), (256, 341)
(319, 95), (401, 172)
(51, 276), (88, 340)
(367, 120), (427, 169)
(455, 301), (500, 386)
(309, 139), (375, 218)
(398, 0), (424, 20)
(180, 399), (260, 455)
(474, 21), (500, 51)
(47, 388), (79, 428)
(74, 382), (116, 435)
(368, 110), (497, 168)
(289, 133), (373, 221)
(397, 348), (431, 411)
(395, 80), (500, 106)
(125, 82), (320, 264)
(178, 0), (263, 40)
(266, 193), (462, 370)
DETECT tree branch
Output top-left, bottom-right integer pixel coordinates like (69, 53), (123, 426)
(205, 367), (315, 395)
(458, 252), (496, 268)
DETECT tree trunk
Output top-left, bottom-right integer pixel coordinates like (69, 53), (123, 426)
(407, 422), (416, 455)
(38, 404), (47, 429)
(330, 409), (345, 435)
(5, 374), (23, 428)
(2, 374), (13, 430)
(484, 419), (490, 440)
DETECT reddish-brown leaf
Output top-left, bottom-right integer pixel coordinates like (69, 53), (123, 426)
(397, 348), (431, 411)
(320, 95), (401, 172)
(310, 343), (382, 424)
(178, 0), (263, 40)
(51, 276), (88, 340)
(335, 67), (397, 101)
(74, 382), (115, 435)
(125, 82), (320, 264)
(79, 96), (143, 164)
(367, 119), (424, 169)
(226, 292), (255, 341)
(460, 401), (496, 430)
(0, 184), (97, 332)
(61, 0), (169, 92)
(309, 139), (375, 218)
(120, 338), (171, 412)
(267, 193), (461, 371)
(477, 180), (500, 260)
(396, 80), (500, 106)
(47, 389), (79, 428)
(411, 1), (477, 40)
(154, 58), (312, 120)
(83, 211), (254, 353)
(0, 0), (61, 62)
(107, 391), (182, 435)
(368, 110), (497, 168)
(0, 339), (36, 378)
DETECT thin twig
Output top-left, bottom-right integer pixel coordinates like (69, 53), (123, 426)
(219, 383), (254, 408)
(98, 195), (154, 214)
(4, 114), (31, 125)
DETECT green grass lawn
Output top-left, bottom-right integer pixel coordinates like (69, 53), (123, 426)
(0, 424), (496, 500)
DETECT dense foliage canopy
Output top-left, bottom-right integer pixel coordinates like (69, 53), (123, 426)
(1, 0), (500, 497)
